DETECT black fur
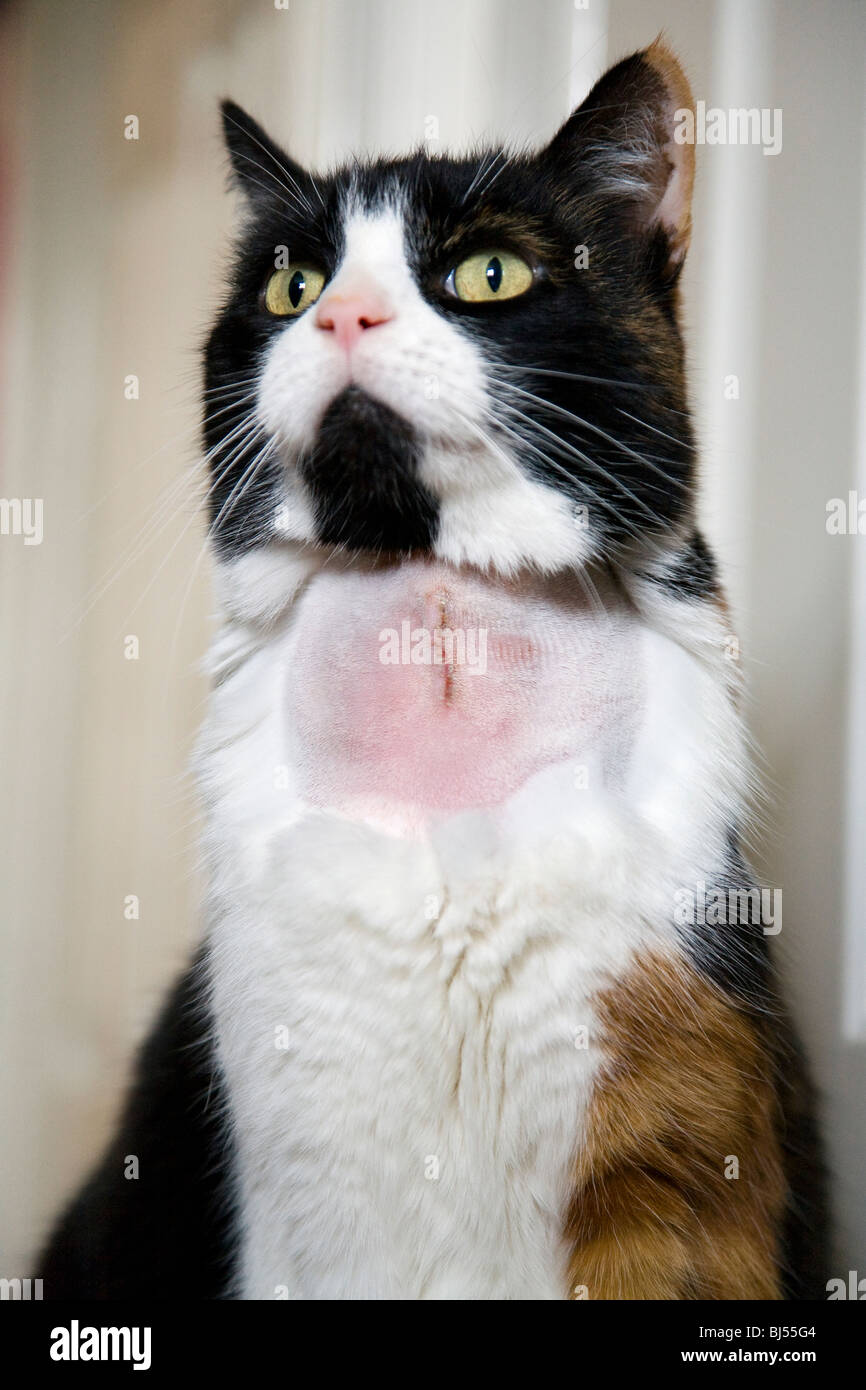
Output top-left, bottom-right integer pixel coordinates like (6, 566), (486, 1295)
(38, 950), (235, 1299)
(681, 834), (773, 1004)
(648, 530), (719, 601)
(774, 1022), (831, 1301)
(678, 842), (829, 1300)
(299, 386), (437, 552)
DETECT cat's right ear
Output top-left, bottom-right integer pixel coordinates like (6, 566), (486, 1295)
(220, 100), (309, 209)
(542, 41), (695, 281)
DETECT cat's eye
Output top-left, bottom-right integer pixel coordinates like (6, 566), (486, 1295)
(264, 264), (326, 316)
(446, 248), (534, 303)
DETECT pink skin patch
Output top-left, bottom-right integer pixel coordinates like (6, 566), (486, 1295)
(285, 560), (643, 823)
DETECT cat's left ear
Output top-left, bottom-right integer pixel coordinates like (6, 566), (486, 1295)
(543, 39), (695, 278)
(220, 99), (311, 209)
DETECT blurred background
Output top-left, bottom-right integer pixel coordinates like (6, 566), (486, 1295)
(1, 0), (864, 1285)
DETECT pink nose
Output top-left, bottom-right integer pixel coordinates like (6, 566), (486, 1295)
(314, 290), (392, 352)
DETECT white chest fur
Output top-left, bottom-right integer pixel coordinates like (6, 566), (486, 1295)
(198, 551), (743, 1299)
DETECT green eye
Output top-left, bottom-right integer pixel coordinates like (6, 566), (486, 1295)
(265, 264), (326, 316)
(450, 249), (534, 303)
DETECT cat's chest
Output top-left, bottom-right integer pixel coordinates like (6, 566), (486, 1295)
(277, 559), (645, 834)
(216, 823), (614, 1298)
(200, 556), (731, 1298)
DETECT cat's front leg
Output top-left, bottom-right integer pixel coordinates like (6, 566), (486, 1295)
(566, 951), (786, 1301)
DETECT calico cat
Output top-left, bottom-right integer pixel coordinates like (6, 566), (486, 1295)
(41, 41), (826, 1300)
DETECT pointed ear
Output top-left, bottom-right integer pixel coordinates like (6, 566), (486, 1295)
(220, 99), (310, 209)
(544, 40), (695, 277)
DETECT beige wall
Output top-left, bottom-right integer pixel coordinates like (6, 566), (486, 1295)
(1, 0), (864, 1280)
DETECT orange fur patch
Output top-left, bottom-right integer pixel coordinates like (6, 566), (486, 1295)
(566, 953), (785, 1299)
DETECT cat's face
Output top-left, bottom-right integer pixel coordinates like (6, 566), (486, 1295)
(204, 42), (697, 580)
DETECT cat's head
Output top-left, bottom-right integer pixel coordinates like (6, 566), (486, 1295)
(204, 41), (697, 585)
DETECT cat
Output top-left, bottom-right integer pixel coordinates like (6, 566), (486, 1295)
(40, 40), (826, 1300)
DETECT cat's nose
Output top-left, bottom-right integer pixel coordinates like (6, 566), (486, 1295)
(314, 289), (393, 352)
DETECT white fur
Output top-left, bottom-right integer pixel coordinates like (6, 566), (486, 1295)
(197, 545), (747, 1300)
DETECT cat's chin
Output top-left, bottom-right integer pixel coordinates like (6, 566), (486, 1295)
(298, 386), (438, 554)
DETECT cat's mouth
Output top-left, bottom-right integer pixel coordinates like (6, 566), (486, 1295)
(297, 386), (439, 554)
